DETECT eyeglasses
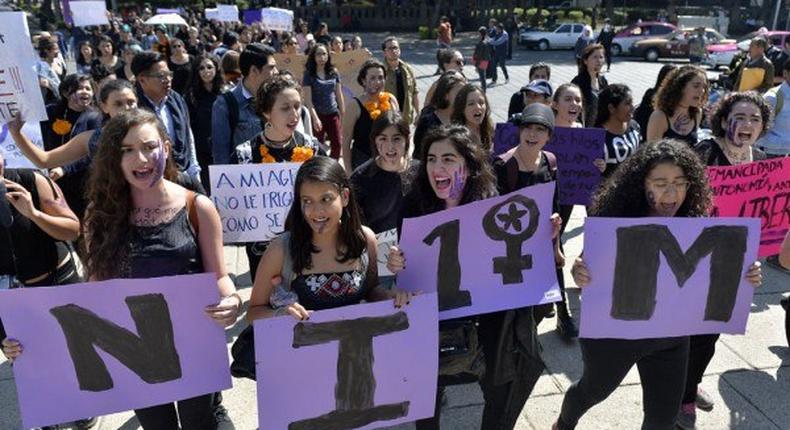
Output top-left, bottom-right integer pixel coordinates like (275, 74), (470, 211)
(143, 71), (174, 81)
(646, 179), (690, 194)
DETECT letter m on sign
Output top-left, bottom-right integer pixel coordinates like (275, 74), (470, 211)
(611, 225), (748, 322)
(49, 293), (182, 392)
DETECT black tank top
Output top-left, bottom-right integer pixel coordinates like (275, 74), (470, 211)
(352, 97), (374, 162)
(663, 111), (699, 147)
(126, 207), (203, 278)
(0, 169), (70, 280)
(290, 251), (371, 311)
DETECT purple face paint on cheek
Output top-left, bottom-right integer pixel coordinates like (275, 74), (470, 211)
(149, 140), (166, 188)
(448, 167), (467, 201)
(727, 118), (743, 147)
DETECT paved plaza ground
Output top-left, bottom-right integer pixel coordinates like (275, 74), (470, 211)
(1, 31), (788, 430)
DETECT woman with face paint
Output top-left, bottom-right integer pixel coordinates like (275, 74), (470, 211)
(247, 156), (411, 322)
(234, 74), (326, 284)
(676, 91), (772, 430)
(41, 74), (98, 151)
(595, 84), (642, 178)
(350, 111), (418, 289)
(571, 44), (609, 127)
(82, 109), (239, 429)
(187, 55), (224, 189)
(646, 65), (709, 146)
(413, 71), (467, 159)
(450, 84), (493, 152)
(341, 59), (400, 172)
(387, 125), (498, 430)
(553, 139), (762, 430)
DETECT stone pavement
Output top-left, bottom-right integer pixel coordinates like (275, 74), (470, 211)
(1, 32), (788, 430)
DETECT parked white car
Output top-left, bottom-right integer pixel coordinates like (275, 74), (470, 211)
(521, 23), (587, 50)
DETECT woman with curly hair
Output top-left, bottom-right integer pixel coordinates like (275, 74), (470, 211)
(450, 83), (493, 151)
(552, 139), (762, 430)
(676, 91), (772, 429)
(85, 109), (240, 428)
(634, 64), (677, 140)
(387, 125), (498, 429)
(646, 65), (709, 145)
(303, 43), (345, 159)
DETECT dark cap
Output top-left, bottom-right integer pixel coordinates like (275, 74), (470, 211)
(511, 103), (555, 131)
(521, 79), (553, 97)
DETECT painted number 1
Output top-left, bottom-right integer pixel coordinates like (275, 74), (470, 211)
(423, 219), (471, 311)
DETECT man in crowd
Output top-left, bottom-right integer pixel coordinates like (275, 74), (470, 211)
(732, 37), (775, 93)
(132, 51), (200, 179)
(757, 59), (790, 157)
(382, 36), (420, 125)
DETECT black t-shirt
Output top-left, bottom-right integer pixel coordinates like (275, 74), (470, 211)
(492, 151), (560, 213)
(603, 121), (642, 178)
(394, 67), (406, 113)
(693, 138), (767, 167)
(169, 56), (194, 96)
(350, 159), (418, 234)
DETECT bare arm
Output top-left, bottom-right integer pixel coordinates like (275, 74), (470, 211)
(247, 237), (287, 321)
(8, 115), (91, 169)
(341, 97), (360, 174)
(3, 173), (80, 241)
(336, 81), (345, 117)
(645, 110), (668, 143)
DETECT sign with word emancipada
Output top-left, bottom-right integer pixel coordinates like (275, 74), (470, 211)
(0, 12), (48, 125)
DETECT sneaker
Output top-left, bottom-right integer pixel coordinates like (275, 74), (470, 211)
(556, 314), (579, 339)
(214, 404), (234, 428)
(676, 402), (696, 430)
(74, 417), (98, 429)
(695, 387), (715, 412)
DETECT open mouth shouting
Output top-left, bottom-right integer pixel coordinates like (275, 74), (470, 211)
(132, 166), (155, 181)
(309, 216), (330, 233)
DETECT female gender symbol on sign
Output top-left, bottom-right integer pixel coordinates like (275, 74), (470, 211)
(482, 194), (540, 284)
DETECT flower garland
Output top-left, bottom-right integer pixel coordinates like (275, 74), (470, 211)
(259, 145), (315, 163)
(363, 92), (393, 120)
(52, 118), (73, 136)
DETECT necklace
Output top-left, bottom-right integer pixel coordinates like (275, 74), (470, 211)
(263, 132), (293, 149)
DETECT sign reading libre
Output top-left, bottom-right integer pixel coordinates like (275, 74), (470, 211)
(580, 217), (760, 339)
(707, 158), (790, 257)
(209, 163), (299, 243)
(255, 294), (439, 430)
(397, 183), (560, 320)
(0, 274), (231, 429)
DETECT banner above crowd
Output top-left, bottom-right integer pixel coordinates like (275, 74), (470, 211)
(0, 12), (48, 125)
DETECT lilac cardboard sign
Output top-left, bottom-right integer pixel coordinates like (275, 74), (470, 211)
(255, 293), (439, 429)
(543, 127), (605, 206)
(0, 273), (231, 428)
(579, 217), (760, 339)
(396, 183), (560, 320)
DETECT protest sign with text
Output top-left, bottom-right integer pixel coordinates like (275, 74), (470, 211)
(492, 123), (604, 205)
(217, 4), (240, 22)
(0, 274), (231, 429)
(261, 8), (294, 32)
(0, 12), (48, 125)
(69, 1), (109, 27)
(0, 122), (43, 168)
(396, 183), (560, 320)
(707, 158), (790, 257)
(209, 163), (298, 243)
(255, 293), (439, 430)
(579, 217), (760, 339)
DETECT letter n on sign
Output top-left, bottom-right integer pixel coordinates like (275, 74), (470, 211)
(255, 294), (440, 430)
(578, 217), (760, 340)
(0, 274), (231, 429)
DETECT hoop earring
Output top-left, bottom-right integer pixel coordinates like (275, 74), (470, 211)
(264, 122), (272, 129)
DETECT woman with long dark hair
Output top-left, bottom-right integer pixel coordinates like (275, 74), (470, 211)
(634, 64), (677, 140)
(247, 156), (410, 321)
(413, 71), (467, 157)
(76, 40), (95, 75)
(168, 38), (195, 96)
(187, 54), (224, 189)
(646, 65), (709, 146)
(571, 43), (608, 126)
(595, 84), (642, 178)
(450, 84), (493, 151)
(387, 125), (498, 429)
(91, 35), (119, 73)
(552, 139), (762, 430)
(303, 44), (345, 159)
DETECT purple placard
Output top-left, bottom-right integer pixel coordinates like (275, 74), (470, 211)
(579, 217), (761, 339)
(243, 9), (263, 25)
(544, 127), (605, 206)
(156, 8), (181, 14)
(0, 274), (232, 429)
(255, 293), (439, 430)
(62, 0), (73, 25)
(492, 122), (519, 156)
(397, 183), (560, 320)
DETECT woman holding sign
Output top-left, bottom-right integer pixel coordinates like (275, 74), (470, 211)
(247, 156), (411, 321)
(553, 139), (762, 430)
(677, 91), (771, 429)
(387, 125), (499, 429)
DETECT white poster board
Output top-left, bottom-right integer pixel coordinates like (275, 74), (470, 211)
(217, 4), (240, 22)
(209, 163), (300, 243)
(375, 229), (398, 277)
(69, 1), (109, 27)
(261, 8), (294, 32)
(0, 122), (44, 169)
(0, 12), (48, 125)
(205, 8), (220, 21)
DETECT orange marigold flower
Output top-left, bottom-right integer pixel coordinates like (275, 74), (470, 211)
(291, 146), (314, 162)
(52, 119), (72, 136)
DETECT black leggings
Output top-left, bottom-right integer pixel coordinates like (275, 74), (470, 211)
(682, 334), (719, 404)
(557, 337), (689, 430)
(135, 393), (216, 430)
